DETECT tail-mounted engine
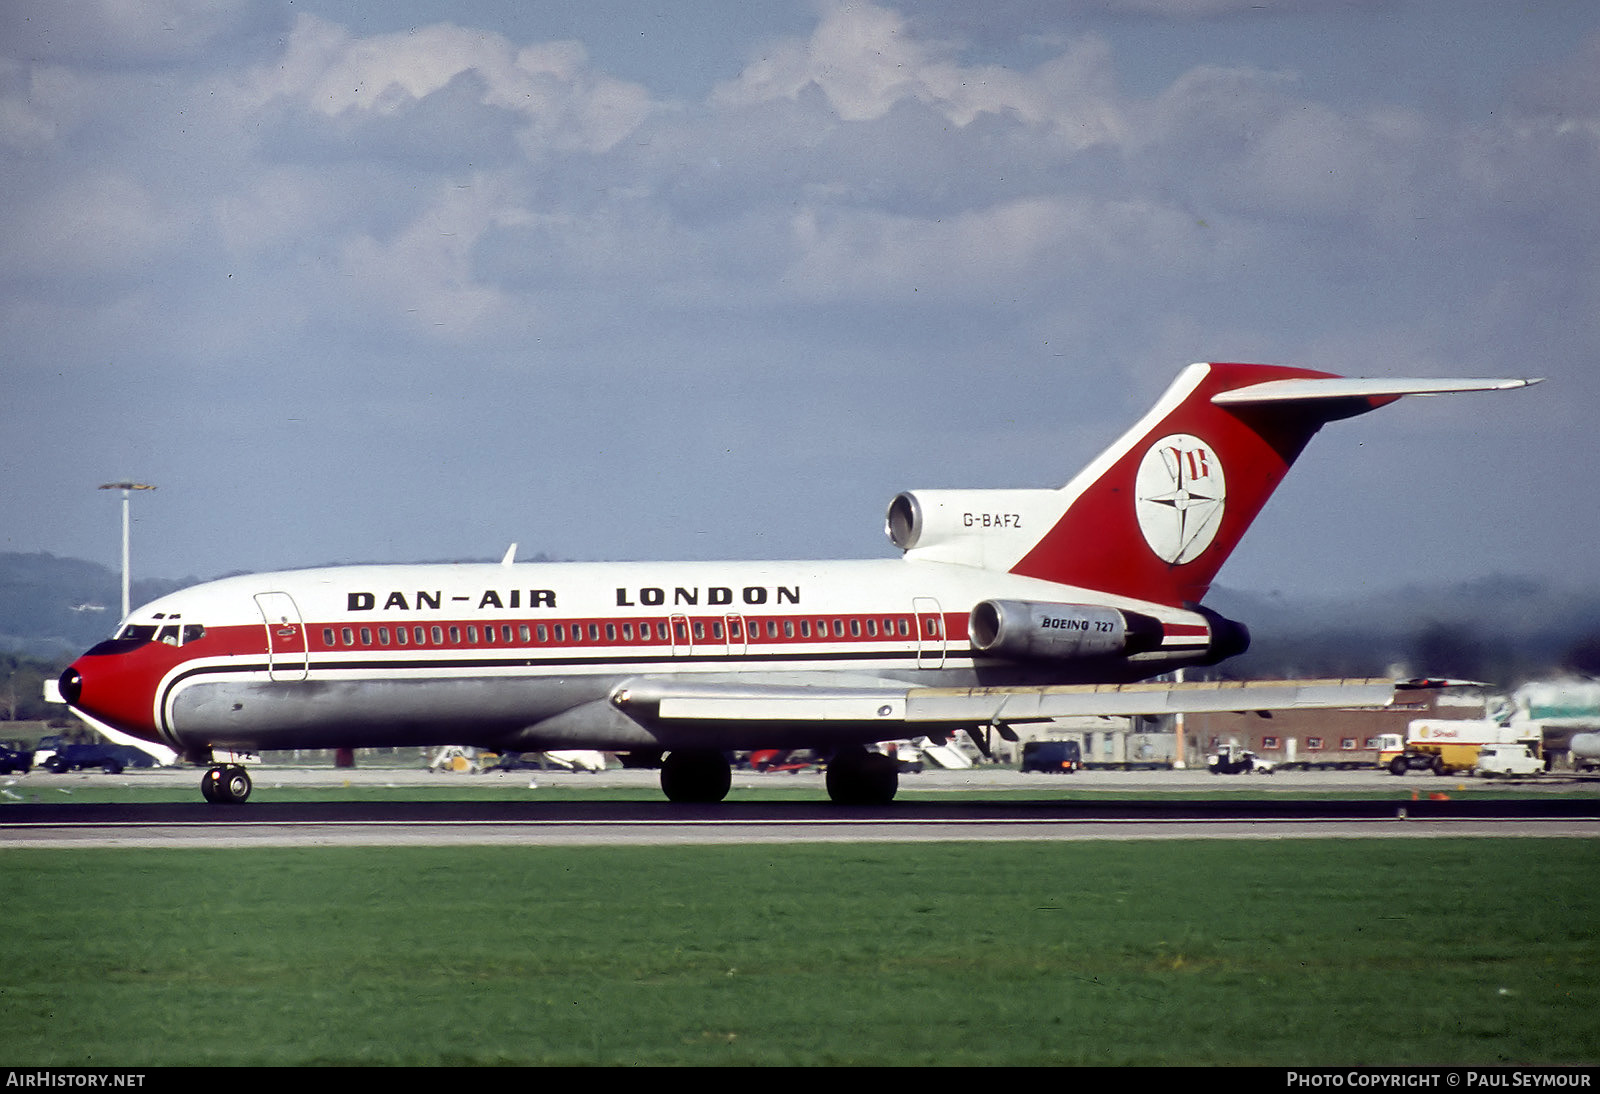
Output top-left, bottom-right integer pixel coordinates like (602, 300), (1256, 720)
(886, 489), (1064, 570)
(968, 600), (1164, 661)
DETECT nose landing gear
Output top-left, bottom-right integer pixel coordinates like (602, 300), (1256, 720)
(201, 765), (252, 804)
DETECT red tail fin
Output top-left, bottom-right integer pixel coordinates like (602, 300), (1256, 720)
(892, 363), (1533, 608)
(1010, 362), (1420, 606)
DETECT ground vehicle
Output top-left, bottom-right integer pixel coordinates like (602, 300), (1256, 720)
(34, 734), (156, 775)
(0, 741), (33, 774)
(1380, 719), (1541, 776)
(1571, 733), (1600, 773)
(1474, 743), (1544, 777)
(481, 749), (608, 773)
(1020, 740), (1082, 773)
(1208, 743), (1273, 775)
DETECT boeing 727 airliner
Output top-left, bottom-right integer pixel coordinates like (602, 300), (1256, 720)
(59, 363), (1538, 804)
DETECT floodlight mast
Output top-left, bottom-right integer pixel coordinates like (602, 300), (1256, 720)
(98, 482), (156, 621)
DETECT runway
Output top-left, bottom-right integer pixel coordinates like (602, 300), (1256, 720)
(4, 764), (1599, 847)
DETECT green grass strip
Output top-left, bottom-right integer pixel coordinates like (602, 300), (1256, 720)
(3, 840), (1597, 1065)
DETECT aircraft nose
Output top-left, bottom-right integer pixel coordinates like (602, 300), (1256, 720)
(56, 644), (165, 743)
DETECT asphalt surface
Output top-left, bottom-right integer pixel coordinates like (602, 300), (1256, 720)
(4, 764), (1599, 846)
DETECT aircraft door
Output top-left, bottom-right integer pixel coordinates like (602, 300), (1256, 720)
(913, 596), (946, 670)
(669, 613), (692, 658)
(724, 614), (747, 657)
(254, 591), (309, 682)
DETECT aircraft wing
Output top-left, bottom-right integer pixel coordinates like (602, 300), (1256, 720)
(617, 677), (1403, 730)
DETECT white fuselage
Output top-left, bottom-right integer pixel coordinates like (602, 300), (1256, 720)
(75, 556), (1217, 758)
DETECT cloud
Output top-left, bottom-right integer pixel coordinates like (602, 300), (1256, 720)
(1, 1), (1595, 589)
(0, 172), (182, 286)
(0, 0), (252, 65)
(238, 16), (655, 157)
(713, 1), (1124, 148)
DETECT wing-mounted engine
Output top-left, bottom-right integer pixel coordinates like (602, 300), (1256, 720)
(885, 489), (1065, 570)
(968, 599), (1164, 661)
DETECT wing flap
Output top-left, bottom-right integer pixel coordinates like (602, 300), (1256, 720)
(622, 677), (1398, 727)
(905, 678), (1397, 723)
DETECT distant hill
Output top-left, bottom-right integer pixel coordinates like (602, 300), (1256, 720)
(1208, 576), (1600, 683)
(0, 552), (195, 656)
(2, 551), (1595, 685)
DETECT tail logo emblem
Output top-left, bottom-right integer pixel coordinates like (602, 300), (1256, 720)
(1135, 434), (1226, 564)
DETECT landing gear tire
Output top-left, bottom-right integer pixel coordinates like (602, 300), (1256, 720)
(201, 765), (252, 804)
(825, 748), (899, 806)
(660, 749), (731, 804)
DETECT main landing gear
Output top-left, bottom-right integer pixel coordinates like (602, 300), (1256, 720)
(201, 764), (252, 804)
(659, 749), (733, 803)
(656, 746), (899, 806)
(825, 746), (899, 806)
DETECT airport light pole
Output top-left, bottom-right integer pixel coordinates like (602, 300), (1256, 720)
(98, 481), (156, 620)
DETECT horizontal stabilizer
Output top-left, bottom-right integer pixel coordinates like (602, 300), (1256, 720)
(1212, 376), (1540, 406)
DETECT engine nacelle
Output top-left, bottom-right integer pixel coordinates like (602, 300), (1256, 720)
(968, 599), (1164, 661)
(886, 489), (1064, 569)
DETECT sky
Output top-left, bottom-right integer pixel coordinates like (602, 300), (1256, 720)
(2, 0), (1595, 603)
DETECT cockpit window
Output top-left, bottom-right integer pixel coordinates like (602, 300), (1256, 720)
(114, 623), (205, 645)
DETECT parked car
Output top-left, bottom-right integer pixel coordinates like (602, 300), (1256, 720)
(1021, 740), (1083, 773)
(0, 741), (33, 775)
(33, 735), (156, 775)
(1208, 743), (1274, 775)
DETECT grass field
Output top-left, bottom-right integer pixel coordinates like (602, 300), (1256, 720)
(4, 839), (1598, 1066)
